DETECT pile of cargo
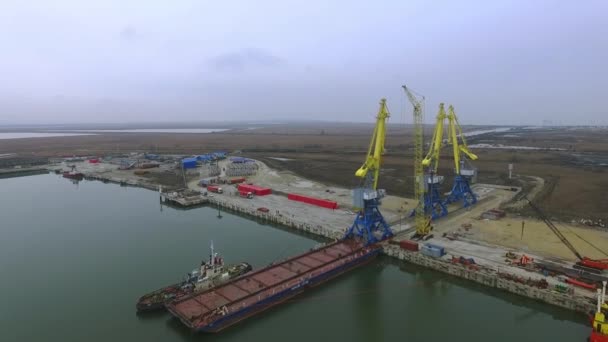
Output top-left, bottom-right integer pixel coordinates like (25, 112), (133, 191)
(554, 284), (574, 294)
(287, 193), (338, 209)
(481, 208), (506, 220)
(420, 243), (446, 258)
(498, 272), (549, 289)
(452, 256), (476, 266)
(139, 163), (160, 169)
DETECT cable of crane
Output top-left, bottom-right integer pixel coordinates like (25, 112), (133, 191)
(525, 196), (608, 258)
(561, 225), (608, 258)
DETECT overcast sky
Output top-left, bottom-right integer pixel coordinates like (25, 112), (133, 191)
(1, 0), (606, 125)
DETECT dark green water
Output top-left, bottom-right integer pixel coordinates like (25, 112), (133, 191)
(0, 174), (588, 341)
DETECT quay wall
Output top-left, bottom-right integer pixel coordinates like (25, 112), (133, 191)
(383, 245), (595, 314)
(70, 173), (596, 315)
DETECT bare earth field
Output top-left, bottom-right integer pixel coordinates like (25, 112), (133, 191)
(1, 123), (607, 223)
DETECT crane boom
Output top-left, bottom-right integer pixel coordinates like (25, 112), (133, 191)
(422, 103), (446, 172)
(355, 98), (390, 190)
(402, 85), (431, 236)
(446, 105), (477, 174)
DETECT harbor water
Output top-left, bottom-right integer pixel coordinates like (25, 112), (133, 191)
(0, 174), (588, 341)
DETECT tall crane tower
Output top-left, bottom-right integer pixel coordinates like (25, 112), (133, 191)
(421, 103), (449, 218)
(344, 98), (392, 245)
(402, 86), (432, 237)
(444, 105), (478, 207)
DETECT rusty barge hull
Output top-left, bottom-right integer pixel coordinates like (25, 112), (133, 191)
(166, 239), (379, 332)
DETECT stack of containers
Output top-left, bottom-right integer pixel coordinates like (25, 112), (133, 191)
(420, 243), (446, 258)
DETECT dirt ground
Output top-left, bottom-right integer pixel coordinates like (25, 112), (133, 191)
(1, 124), (607, 222)
(468, 217), (608, 261)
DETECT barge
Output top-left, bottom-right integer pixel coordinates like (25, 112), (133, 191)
(166, 239), (379, 332)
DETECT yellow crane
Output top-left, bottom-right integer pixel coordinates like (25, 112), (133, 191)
(355, 98), (390, 189)
(402, 86), (434, 237)
(344, 98), (392, 244)
(444, 105), (478, 206)
(422, 103), (446, 172)
(420, 103), (449, 218)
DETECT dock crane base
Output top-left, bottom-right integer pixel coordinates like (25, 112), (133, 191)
(344, 199), (392, 245)
(425, 183), (448, 219)
(445, 175), (477, 208)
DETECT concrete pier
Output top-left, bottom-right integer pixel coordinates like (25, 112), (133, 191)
(383, 245), (595, 314)
(58, 171), (597, 316)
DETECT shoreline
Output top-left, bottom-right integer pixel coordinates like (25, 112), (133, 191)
(44, 169), (600, 316)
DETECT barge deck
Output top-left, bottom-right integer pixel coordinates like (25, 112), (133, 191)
(166, 239), (379, 332)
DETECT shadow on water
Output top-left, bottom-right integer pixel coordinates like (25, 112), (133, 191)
(353, 260), (384, 342)
(135, 309), (168, 320)
(385, 256), (588, 325)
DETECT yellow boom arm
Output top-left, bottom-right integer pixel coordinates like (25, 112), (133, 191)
(447, 105), (478, 174)
(355, 98), (390, 190)
(422, 103), (447, 172)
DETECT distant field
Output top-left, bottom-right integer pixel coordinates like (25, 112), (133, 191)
(0, 123), (606, 222)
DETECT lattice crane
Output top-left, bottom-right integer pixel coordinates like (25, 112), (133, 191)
(344, 98), (392, 244)
(402, 86), (433, 236)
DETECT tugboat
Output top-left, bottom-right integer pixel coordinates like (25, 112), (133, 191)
(62, 165), (84, 180)
(136, 242), (252, 313)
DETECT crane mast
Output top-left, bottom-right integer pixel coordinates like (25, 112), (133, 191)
(444, 105), (478, 207)
(421, 103), (449, 218)
(402, 86), (433, 236)
(344, 99), (392, 245)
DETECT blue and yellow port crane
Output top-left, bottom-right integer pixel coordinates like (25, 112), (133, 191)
(444, 105), (478, 207)
(420, 103), (449, 218)
(344, 98), (392, 244)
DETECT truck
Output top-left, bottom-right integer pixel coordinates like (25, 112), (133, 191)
(239, 191), (253, 199)
(207, 185), (223, 194)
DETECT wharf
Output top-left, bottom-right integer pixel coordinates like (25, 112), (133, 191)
(167, 239), (379, 332)
(162, 190), (597, 315)
(50, 168), (596, 316)
(383, 245), (595, 314)
(0, 167), (48, 179)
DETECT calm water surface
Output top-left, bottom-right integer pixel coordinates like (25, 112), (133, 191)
(0, 174), (588, 341)
(0, 132), (95, 139)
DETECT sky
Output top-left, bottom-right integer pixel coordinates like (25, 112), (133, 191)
(1, 0), (607, 125)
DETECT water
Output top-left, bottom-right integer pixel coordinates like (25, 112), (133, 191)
(49, 128), (229, 133)
(0, 174), (588, 341)
(0, 132), (95, 139)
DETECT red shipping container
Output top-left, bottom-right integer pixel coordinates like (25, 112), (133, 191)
(399, 240), (419, 252)
(237, 184), (271, 196)
(230, 177), (246, 184)
(287, 193), (338, 210)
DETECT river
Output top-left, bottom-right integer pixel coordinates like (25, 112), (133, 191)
(0, 174), (588, 341)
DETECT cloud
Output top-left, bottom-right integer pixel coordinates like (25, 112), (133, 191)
(208, 48), (284, 71)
